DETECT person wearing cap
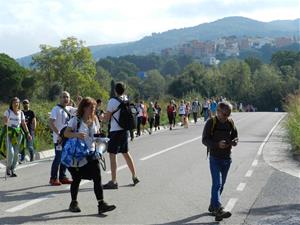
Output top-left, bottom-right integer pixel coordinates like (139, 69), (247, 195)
(21, 99), (36, 162)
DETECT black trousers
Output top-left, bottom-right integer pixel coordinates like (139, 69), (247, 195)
(69, 160), (103, 201)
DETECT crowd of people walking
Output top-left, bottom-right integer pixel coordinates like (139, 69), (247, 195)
(1, 83), (240, 221)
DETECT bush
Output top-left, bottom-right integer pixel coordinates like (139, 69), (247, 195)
(285, 93), (300, 152)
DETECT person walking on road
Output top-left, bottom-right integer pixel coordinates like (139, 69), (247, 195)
(49, 91), (75, 186)
(202, 101), (238, 222)
(102, 82), (140, 189)
(1, 97), (32, 177)
(154, 102), (161, 131)
(167, 101), (175, 130)
(20, 99), (36, 162)
(178, 100), (186, 126)
(192, 99), (201, 124)
(202, 98), (210, 121)
(63, 97), (116, 214)
(147, 102), (156, 134)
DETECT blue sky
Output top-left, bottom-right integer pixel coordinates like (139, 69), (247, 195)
(0, 0), (299, 58)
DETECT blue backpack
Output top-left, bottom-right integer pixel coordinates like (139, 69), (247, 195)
(61, 138), (90, 168)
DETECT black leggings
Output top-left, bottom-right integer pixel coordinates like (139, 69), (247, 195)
(69, 160), (103, 201)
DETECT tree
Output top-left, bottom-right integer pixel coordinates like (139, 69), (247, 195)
(219, 60), (253, 102)
(161, 59), (180, 76)
(245, 57), (263, 74)
(0, 53), (27, 101)
(168, 63), (207, 98)
(32, 37), (108, 99)
(251, 65), (283, 110)
(141, 70), (166, 99)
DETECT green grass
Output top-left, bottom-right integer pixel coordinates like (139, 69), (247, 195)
(0, 101), (55, 152)
(285, 93), (300, 153)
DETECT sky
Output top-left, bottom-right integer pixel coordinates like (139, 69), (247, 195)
(0, 0), (299, 58)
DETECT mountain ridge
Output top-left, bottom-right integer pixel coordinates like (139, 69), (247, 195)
(16, 16), (300, 67)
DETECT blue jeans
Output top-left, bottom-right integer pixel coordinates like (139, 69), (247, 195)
(20, 133), (35, 161)
(6, 135), (22, 172)
(209, 156), (232, 209)
(50, 144), (67, 180)
(203, 108), (209, 121)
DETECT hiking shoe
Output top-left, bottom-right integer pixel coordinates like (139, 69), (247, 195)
(214, 208), (232, 221)
(208, 204), (214, 213)
(98, 201), (116, 214)
(69, 200), (81, 213)
(208, 204), (223, 213)
(49, 178), (62, 186)
(132, 176), (140, 186)
(103, 181), (118, 189)
(60, 177), (73, 184)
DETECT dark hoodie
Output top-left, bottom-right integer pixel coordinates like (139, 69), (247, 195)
(202, 117), (238, 159)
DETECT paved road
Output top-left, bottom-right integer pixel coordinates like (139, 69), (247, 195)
(0, 112), (299, 225)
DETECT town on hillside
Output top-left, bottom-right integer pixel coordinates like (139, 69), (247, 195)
(161, 35), (300, 65)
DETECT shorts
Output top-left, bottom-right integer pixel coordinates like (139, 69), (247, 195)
(141, 116), (147, 125)
(107, 130), (129, 154)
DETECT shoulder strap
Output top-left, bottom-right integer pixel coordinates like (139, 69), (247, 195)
(57, 104), (71, 119)
(111, 97), (122, 115)
(210, 116), (217, 136)
(76, 117), (81, 132)
(228, 118), (235, 132)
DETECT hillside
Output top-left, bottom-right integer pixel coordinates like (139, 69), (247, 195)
(17, 16), (300, 67)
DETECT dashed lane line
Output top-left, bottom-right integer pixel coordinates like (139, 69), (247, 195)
(257, 114), (286, 156)
(224, 198), (238, 212)
(245, 170), (253, 177)
(236, 183), (247, 191)
(5, 194), (55, 213)
(251, 159), (258, 167)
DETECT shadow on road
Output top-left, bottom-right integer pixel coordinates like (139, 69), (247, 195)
(0, 209), (106, 224)
(157, 212), (219, 225)
(239, 204), (300, 225)
(240, 204), (300, 216)
(0, 186), (93, 203)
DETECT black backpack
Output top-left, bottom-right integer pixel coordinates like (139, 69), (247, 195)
(59, 117), (81, 147)
(112, 97), (135, 131)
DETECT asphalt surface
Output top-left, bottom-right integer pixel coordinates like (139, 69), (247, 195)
(0, 112), (299, 225)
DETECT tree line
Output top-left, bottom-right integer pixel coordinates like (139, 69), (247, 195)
(1, 37), (299, 111)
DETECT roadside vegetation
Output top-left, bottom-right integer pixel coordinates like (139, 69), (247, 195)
(285, 93), (300, 153)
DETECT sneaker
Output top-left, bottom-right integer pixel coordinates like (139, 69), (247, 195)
(49, 178), (62, 186)
(69, 200), (81, 213)
(103, 181), (118, 189)
(60, 177), (73, 184)
(10, 172), (17, 177)
(214, 208), (232, 221)
(132, 176), (140, 186)
(6, 170), (11, 176)
(98, 201), (116, 214)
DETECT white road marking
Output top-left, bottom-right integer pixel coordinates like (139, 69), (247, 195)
(251, 159), (258, 167)
(140, 136), (202, 161)
(16, 163), (39, 170)
(6, 194), (55, 213)
(64, 179), (91, 190)
(257, 115), (286, 156)
(106, 165), (128, 174)
(139, 114), (248, 161)
(224, 198), (238, 212)
(245, 170), (253, 177)
(0, 163), (39, 171)
(236, 183), (247, 191)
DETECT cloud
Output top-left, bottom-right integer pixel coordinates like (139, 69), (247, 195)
(0, 0), (299, 58)
(166, 0), (299, 20)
